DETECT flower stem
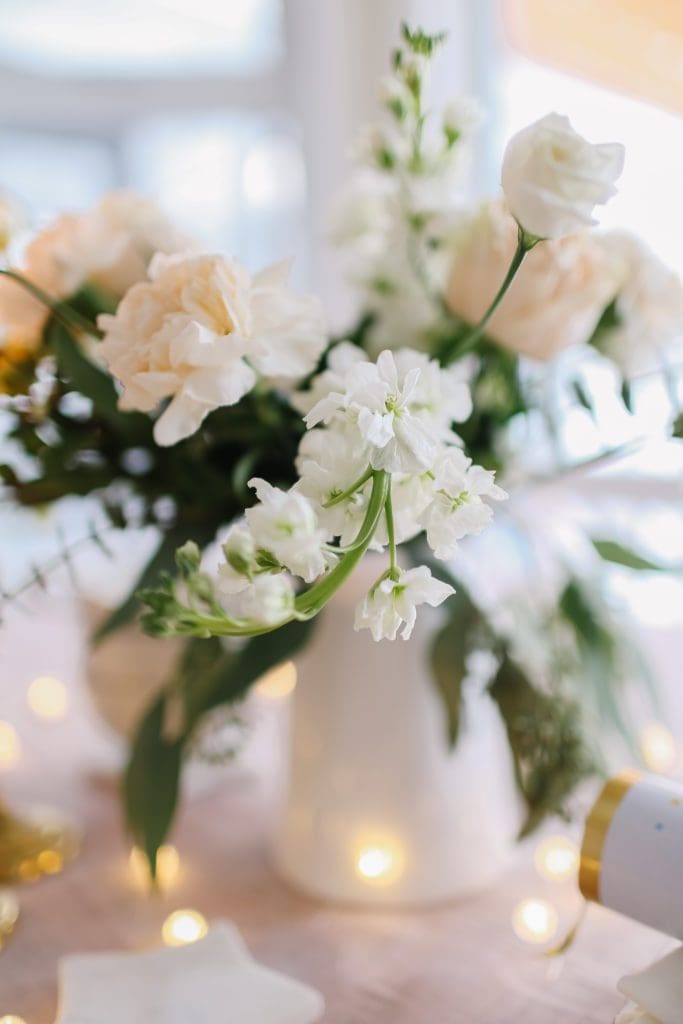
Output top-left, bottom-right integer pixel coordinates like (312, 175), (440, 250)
(439, 225), (538, 365)
(154, 471), (390, 638)
(0, 269), (102, 339)
(296, 470), (390, 616)
(322, 465), (374, 508)
(384, 481), (399, 579)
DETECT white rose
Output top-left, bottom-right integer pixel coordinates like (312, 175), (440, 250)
(98, 253), (326, 446)
(501, 113), (624, 240)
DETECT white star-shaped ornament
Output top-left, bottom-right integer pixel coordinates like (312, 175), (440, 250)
(54, 921), (324, 1024)
(616, 945), (683, 1024)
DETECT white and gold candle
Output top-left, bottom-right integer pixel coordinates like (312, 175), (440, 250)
(580, 771), (683, 938)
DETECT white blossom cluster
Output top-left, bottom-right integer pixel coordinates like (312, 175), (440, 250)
(216, 344), (506, 641)
(331, 33), (483, 352)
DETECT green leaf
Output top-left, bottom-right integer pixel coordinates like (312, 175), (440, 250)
(559, 579), (634, 749)
(572, 379), (595, 419)
(125, 617), (319, 875)
(591, 538), (664, 572)
(47, 321), (149, 438)
(184, 616), (319, 727)
(489, 653), (595, 837)
(123, 695), (183, 877)
(620, 378), (634, 413)
(430, 589), (475, 747)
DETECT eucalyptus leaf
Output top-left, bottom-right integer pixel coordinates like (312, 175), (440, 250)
(592, 538), (664, 572)
(429, 588), (476, 747)
(489, 653), (595, 837)
(125, 616), (318, 875)
(124, 696), (183, 877)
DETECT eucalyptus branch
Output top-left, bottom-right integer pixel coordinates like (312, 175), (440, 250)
(0, 519), (117, 615)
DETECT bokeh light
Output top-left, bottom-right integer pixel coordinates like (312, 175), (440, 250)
(512, 898), (559, 944)
(162, 908), (208, 946)
(27, 675), (68, 720)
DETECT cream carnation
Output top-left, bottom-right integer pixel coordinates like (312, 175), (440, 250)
(0, 191), (188, 350)
(446, 200), (620, 361)
(502, 113), (624, 240)
(98, 253), (326, 446)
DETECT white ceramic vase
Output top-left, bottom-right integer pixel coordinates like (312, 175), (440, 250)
(272, 557), (521, 907)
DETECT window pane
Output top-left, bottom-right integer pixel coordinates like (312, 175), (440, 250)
(0, 0), (283, 77)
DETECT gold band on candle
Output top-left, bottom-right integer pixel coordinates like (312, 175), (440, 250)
(579, 770), (641, 904)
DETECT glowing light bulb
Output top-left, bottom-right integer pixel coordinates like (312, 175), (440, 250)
(355, 841), (404, 886)
(512, 898), (559, 944)
(0, 1016), (28, 1024)
(641, 723), (678, 773)
(130, 844), (180, 890)
(162, 909), (208, 947)
(0, 721), (20, 767)
(534, 836), (579, 881)
(27, 675), (68, 720)
(256, 661), (297, 700)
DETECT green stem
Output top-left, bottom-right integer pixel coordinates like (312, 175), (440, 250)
(440, 226), (537, 366)
(0, 269), (102, 339)
(385, 482), (399, 579)
(156, 471), (391, 638)
(322, 465), (373, 508)
(296, 470), (390, 616)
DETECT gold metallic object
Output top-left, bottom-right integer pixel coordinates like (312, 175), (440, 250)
(0, 888), (20, 950)
(579, 770), (641, 903)
(0, 797), (79, 884)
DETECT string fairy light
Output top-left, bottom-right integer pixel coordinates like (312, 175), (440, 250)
(640, 723), (678, 774)
(512, 898), (559, 944)
(355, 840), (404, 886)
(161, 909), (208, 947)
(0, 722), (20, 767)
(533, 836), (579, 881)
(26, 675), (68, 721)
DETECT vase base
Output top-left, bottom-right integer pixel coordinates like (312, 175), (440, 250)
(271, 836), (513, 909)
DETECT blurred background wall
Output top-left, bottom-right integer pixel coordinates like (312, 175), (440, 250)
(2, 0), (683, 323)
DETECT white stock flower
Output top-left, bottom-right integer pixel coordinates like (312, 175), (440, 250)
(393, 347), (473, 433)
(305, 349), (439, 473)
(596, 231), (683, 375)
(501, 113), (624, 240)
(221, 572), (295, 626)
(354, 565), (454, 641)
(442, 96), (484, 141)
(295, 425), (372, 546)
(246, 477), (330, 583)
(292, 341), (366, 416)
(98, 253), (326, 446)
(217, 523), (258, 595)
(420, 448), (507, 560)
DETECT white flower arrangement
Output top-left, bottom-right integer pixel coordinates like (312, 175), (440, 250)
(2, 21), (681, 873)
